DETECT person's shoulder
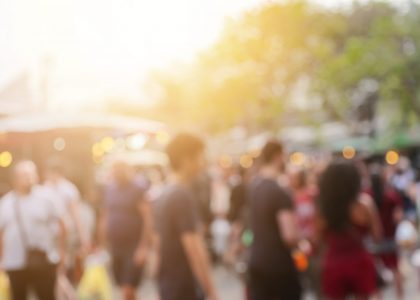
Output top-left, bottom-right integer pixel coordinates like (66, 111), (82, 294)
(0, 191), (14, 207)
(1, 190), (13, 200)
(61, 179), (80, 194)
(266, 179), (289, 198)
(33, 185), (56, 199)
(358, 192), (375, 208)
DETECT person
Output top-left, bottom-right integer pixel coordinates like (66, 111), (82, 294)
(289, 167), (319, 296)
(392, 156), (416, 218)
(318, 161), (381, 300)
(228, 166), (248, 225)
(156, 133), (218, 300)
(289, 167), (317, 244)
(248, 140), (301, 300)
(368, 164), (404, 299)
(44, 158), (89, 283)
(0, 160), (66, 300)
(100, 160), (153, 300)
(225, 167), (249, 265)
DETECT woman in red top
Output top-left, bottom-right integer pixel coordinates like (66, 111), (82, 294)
(318, 161), (381, 300)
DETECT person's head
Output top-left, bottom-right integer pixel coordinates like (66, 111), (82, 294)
(12, 160), (39, 193)
(44, 157), (65, 181)
(318, 160), (361, 231)
(260, 140), (284, 171)
(396, 156), (411, 174)
(111, 159), (133, 185)
(289, 167), (307, 191)
(166, 133), (205, 180)
(370, 163), (385, 208)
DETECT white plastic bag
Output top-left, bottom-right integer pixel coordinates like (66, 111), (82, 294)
(396, 220), (418, 249)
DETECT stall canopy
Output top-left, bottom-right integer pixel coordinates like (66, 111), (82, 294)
(0, 112), (165, 135)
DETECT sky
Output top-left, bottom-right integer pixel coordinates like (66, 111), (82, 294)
(0, 0), (398, 109)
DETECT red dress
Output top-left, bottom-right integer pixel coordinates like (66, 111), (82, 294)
(322, 226), (377, 298)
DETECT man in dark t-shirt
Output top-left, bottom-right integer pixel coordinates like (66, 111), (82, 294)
(156, 133), (218, 300)
(101, 161), (152, 300)
(248, 140), (301, 300)
(157, 185), (203, 299)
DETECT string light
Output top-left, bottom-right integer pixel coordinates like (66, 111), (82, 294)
(0, 151), (13, 168)
(386, 150), (399, 165)
(342, 146), (356, 160)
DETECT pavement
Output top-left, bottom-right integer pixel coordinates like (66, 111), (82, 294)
(134, 262), (420, 300)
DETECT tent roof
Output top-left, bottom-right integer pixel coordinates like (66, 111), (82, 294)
(0, 112), (164, 134)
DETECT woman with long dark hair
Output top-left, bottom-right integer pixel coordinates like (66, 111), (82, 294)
(318, 161), (381, 300)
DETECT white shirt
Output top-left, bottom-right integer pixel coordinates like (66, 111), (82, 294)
(45, 178), (80, 235)
(0, 185), (62, 270)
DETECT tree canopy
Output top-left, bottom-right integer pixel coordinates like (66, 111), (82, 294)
(146, 1), (420, 135)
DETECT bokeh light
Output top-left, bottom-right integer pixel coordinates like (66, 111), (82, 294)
(342, 146), (356, 160)
(219, 154), (233, 169)
(92, 143), (104, 157)
(126, 134), (148, 150)
(240, 154), (253, 169)
(0, 151), (13, 168)
(53, 137), (66, 151)
(290, 152), (306, 166)
(386, 150), (399, 165)
(156, 131), (170, 145)
(93, 155), (103, 164)
(100, 137), (115, 153)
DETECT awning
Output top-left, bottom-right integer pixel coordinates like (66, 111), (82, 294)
(0, 112), (164, 135)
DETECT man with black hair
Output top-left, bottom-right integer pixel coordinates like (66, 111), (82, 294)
(156, 133), (218, 300)
(248, 140), (301, 300)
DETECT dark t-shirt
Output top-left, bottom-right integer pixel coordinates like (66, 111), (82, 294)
(249, 177), (297, 276)
(103, 181), (145, 252)
(228, 182), (247, 223)
(156, 184), (203, 300)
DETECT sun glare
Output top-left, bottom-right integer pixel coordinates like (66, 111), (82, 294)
(4, 0), (260, 108)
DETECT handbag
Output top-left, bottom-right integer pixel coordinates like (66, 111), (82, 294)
(14, 196), (53, 270)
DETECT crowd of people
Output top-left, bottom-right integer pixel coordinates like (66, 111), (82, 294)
(0, 132), (420, 300)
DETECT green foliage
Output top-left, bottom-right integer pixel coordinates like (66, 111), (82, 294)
(147, 1), (420, 133)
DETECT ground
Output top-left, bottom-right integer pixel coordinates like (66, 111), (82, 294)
(136, 263), (420, 300)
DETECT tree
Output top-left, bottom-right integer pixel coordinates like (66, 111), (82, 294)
(147, 0), (420, 134)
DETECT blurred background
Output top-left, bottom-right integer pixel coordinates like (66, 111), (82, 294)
(1, 0), (420, 298)
(2, 0), (420, 170)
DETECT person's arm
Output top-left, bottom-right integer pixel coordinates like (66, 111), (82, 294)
(69, 200), (89, 250)
(0, 230), (3, 263)
(181, 232), (218, 300)
(134, 199), (153, 266)
(173, 189), (219, 300)
(277, 210), (299, 248)
(150, 232), (161, 277)
(359, 193), (382, 242)
(57, 216), (67, 271)
(275, 188), (299, 248)
(97, 208), (108, 248)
